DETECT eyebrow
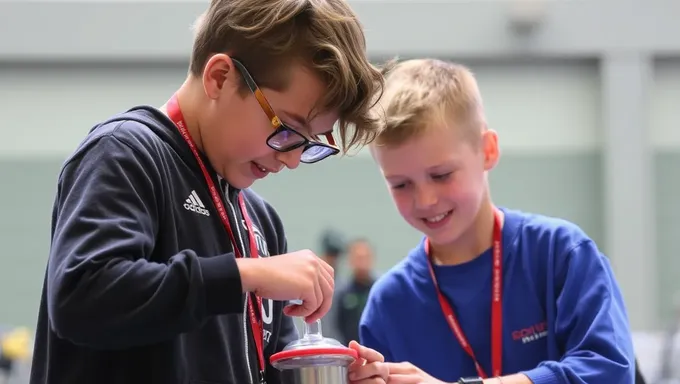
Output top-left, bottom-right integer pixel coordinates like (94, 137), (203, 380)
(428, 164), (456, 172)
(384, 174), (406, 182)
(384, 164), (457, 181)
(280, 110), (309, 130)
(280, 110), (335, 136)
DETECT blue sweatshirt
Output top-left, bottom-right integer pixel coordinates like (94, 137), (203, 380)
(359, 208), (635, 384)
(29, 106), (297, 384)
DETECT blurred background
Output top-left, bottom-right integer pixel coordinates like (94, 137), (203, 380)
(1, 0), (679, 382)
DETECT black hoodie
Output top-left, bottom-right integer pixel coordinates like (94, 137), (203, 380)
(29, 106), (298, 384)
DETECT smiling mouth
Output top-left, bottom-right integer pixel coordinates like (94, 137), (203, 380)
(422, 210), (453, 223)
(253, 162), (277, 174)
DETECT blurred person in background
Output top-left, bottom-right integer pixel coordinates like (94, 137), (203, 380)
(653, 294), (680, 384)
(317, 228), (347, 342)
(27, 0), (389, 383)
(320, 228), (346, 271)
(359, 58), (635, 384)
(0, 327), (31, 384)
(336, 238), (376, 345)
(635, 359), (647, 384)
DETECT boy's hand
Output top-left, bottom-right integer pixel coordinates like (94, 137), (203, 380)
(348, 341), (389, 384)
(383, 362), (446, 384)
(236, 250), (334, 323)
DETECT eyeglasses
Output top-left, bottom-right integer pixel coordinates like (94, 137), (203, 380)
(231, 59), (340, 164)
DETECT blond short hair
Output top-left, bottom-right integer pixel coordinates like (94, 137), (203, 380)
(189, 0), (385, 153)
(372, 58), (485, 147)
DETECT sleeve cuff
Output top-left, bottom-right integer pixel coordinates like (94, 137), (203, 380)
(521, 365), (559, 384)
(199, 254), (244, 315)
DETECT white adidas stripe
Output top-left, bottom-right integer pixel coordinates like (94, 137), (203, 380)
(191, 190), (205, 208)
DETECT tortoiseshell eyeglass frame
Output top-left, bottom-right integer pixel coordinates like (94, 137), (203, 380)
(231, 59), (340, 164)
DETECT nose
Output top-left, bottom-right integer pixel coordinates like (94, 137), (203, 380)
(275, 147), (304, 170)
(414, 184), (438, 210)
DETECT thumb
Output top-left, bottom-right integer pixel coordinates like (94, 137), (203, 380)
(283, 303), (308, 317)
(348, 340), (361, 352)
(348, 340), (385, 363)
(347, 340), (365, 369)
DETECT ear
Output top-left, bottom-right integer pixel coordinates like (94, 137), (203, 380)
(202, 53), (238, 100)
(482, 129), (500, 171)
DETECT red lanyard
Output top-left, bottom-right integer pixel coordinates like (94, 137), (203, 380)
(166, 94), (266, 383)
(425, 210), (503, 379)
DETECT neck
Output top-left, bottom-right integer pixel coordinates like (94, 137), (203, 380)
(430, 197), (503, 266)
(160, 77), (205, 153)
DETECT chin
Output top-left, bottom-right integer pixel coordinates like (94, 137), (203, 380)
(220, 169), (255, 190)
(230, 177), (256, 190)
(428, 231), (464, 248)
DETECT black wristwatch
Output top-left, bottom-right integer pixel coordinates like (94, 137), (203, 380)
(458, 377), (484, 384)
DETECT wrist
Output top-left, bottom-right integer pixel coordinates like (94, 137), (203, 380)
(458, 378), (483, 384)
(235, 258), (261, 293)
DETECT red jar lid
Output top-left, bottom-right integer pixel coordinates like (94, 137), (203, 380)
(269, 320), (358, 370)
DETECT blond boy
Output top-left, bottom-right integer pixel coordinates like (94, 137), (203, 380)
(359, 59), (636, 384)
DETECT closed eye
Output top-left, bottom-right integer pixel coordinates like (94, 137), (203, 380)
(390, 181), (409, 190)
(432, 172), (452, 181)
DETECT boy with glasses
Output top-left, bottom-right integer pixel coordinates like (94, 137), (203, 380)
(28, 1), (388, 383)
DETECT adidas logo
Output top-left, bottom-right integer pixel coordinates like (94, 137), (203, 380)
(183, 190), (210, 216)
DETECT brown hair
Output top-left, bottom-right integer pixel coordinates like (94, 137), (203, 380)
(372, 58), (486, 148)
(189, 0), (385, 154)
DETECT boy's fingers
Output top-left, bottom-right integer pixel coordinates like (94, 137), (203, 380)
(349, 340), (385, 363)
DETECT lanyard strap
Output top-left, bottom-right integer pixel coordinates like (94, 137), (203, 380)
(425, 210), (503, 379)
(166, 94), (267, 382)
